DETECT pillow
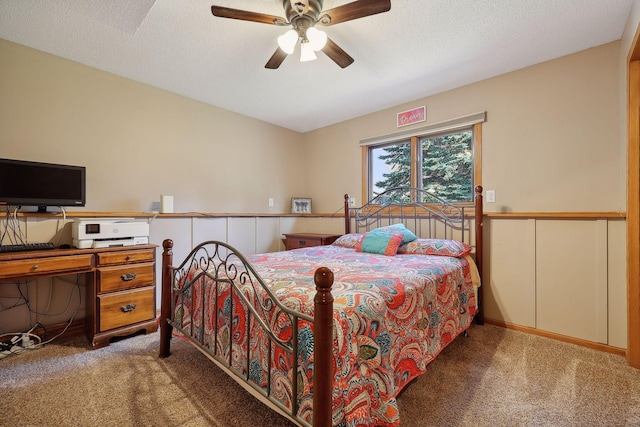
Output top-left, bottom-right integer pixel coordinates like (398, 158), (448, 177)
(332, 233), (363, 249)
(397, 238), (472, 258)
(372, 223), (418, 245)
(356, 230), (404, 256)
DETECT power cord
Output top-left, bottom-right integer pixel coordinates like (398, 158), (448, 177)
(32, 274), (81, 348)
(0, 206), (27, 246)
(147, 210), (159, 225)
(0, 331), (42, 359)
(53, 206), (67, 247)
(0, 274), (81, 359)
(0, 279), (30, 311)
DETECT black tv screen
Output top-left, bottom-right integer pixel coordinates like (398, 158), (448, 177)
(0, 158), (86, 211)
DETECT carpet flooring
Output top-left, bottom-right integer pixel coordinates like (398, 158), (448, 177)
(1, 324), (639, 426)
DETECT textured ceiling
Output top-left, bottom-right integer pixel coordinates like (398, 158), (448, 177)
(0, 0), (634, 133)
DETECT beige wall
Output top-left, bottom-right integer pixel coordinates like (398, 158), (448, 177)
(303, 41), (623, 213)
(0, 38), (304, 214)
(0, 34), (631, 350)
(0, 38), (305, 336)
(0, 38), (623, 215)
(301, 41), (627, 349)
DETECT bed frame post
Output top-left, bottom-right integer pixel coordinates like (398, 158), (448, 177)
(474, 186), (484, 325)
(159, 239), (174, 358)
(344, 193), (351, 234)
(313, 267), (334, 427)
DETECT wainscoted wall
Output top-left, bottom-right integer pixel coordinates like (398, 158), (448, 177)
(0, 213), (626, 352)
(0, 214), (344, 336)
(484, 216), (627, 349)
(0, 30), (632, 353)
(147, 214), (345, 284)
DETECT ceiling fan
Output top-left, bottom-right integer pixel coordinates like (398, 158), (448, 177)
(211, 0), (392, 69)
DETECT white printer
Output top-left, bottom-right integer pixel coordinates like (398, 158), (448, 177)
(72, 218), (150, 249)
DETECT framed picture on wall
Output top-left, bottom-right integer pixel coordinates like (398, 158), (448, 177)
(291, 198), (312, 214)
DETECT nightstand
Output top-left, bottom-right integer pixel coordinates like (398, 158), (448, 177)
(283, 233), (341, 250)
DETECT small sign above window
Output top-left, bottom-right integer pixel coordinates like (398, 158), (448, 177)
(397, 106), (426, 128)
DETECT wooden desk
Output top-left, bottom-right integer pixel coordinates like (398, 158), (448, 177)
(0, 245), (158, 348)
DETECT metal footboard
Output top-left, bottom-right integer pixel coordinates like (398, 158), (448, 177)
(159, 240), (334, 427)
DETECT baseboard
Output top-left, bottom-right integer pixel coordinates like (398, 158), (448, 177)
(32, 319), (87, 342)
(152, 306), (625, 357)
(485, 318), (626, 357)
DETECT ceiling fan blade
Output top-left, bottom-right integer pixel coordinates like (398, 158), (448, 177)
(265, 48), (288, 69)
(320, 0), (391, 25)
(211, 6), (285, 25)
(322, 38), (354, 68)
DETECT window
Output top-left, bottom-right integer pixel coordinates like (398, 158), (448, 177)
(419, 130), (474, 202)
(363, 113), (484, 204)
(370, 140), (412, 194)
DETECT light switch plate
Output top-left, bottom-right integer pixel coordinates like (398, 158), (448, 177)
(486, 190), (496, 203)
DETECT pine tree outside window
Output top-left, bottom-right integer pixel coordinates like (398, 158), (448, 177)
(418, 130), (473, 202)
(370, 140), (412, 196)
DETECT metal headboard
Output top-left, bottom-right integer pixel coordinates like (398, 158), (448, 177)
(345, 187), (475, 245)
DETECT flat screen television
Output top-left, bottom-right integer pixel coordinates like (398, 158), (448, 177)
(0, 158), (86, 212)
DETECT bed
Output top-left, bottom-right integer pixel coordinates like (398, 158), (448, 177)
(159, 186), (484, 427)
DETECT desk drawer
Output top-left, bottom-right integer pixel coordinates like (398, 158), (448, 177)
(0, 254), (94, 279)
(98, 287), (155, 332)
(98, 262), (155, 293)
(97, 249), (155, 266)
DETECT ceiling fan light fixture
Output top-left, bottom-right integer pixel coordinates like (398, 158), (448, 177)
(277, 29), (298, 54)
(300, 41), (317, 62)
(306, 27), (327, 51)
(211, 0), (392, 69)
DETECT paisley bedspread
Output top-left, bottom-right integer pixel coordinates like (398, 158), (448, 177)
(173, 244), (479, 427)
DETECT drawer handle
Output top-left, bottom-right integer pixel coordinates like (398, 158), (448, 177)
(121, 303), (137, 313)
(121, 273), (138, 282)
(299, 240), (306, 245)
(31, 264), (39, 271)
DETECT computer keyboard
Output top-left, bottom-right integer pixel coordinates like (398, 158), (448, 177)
(0, 242), (56, 253)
